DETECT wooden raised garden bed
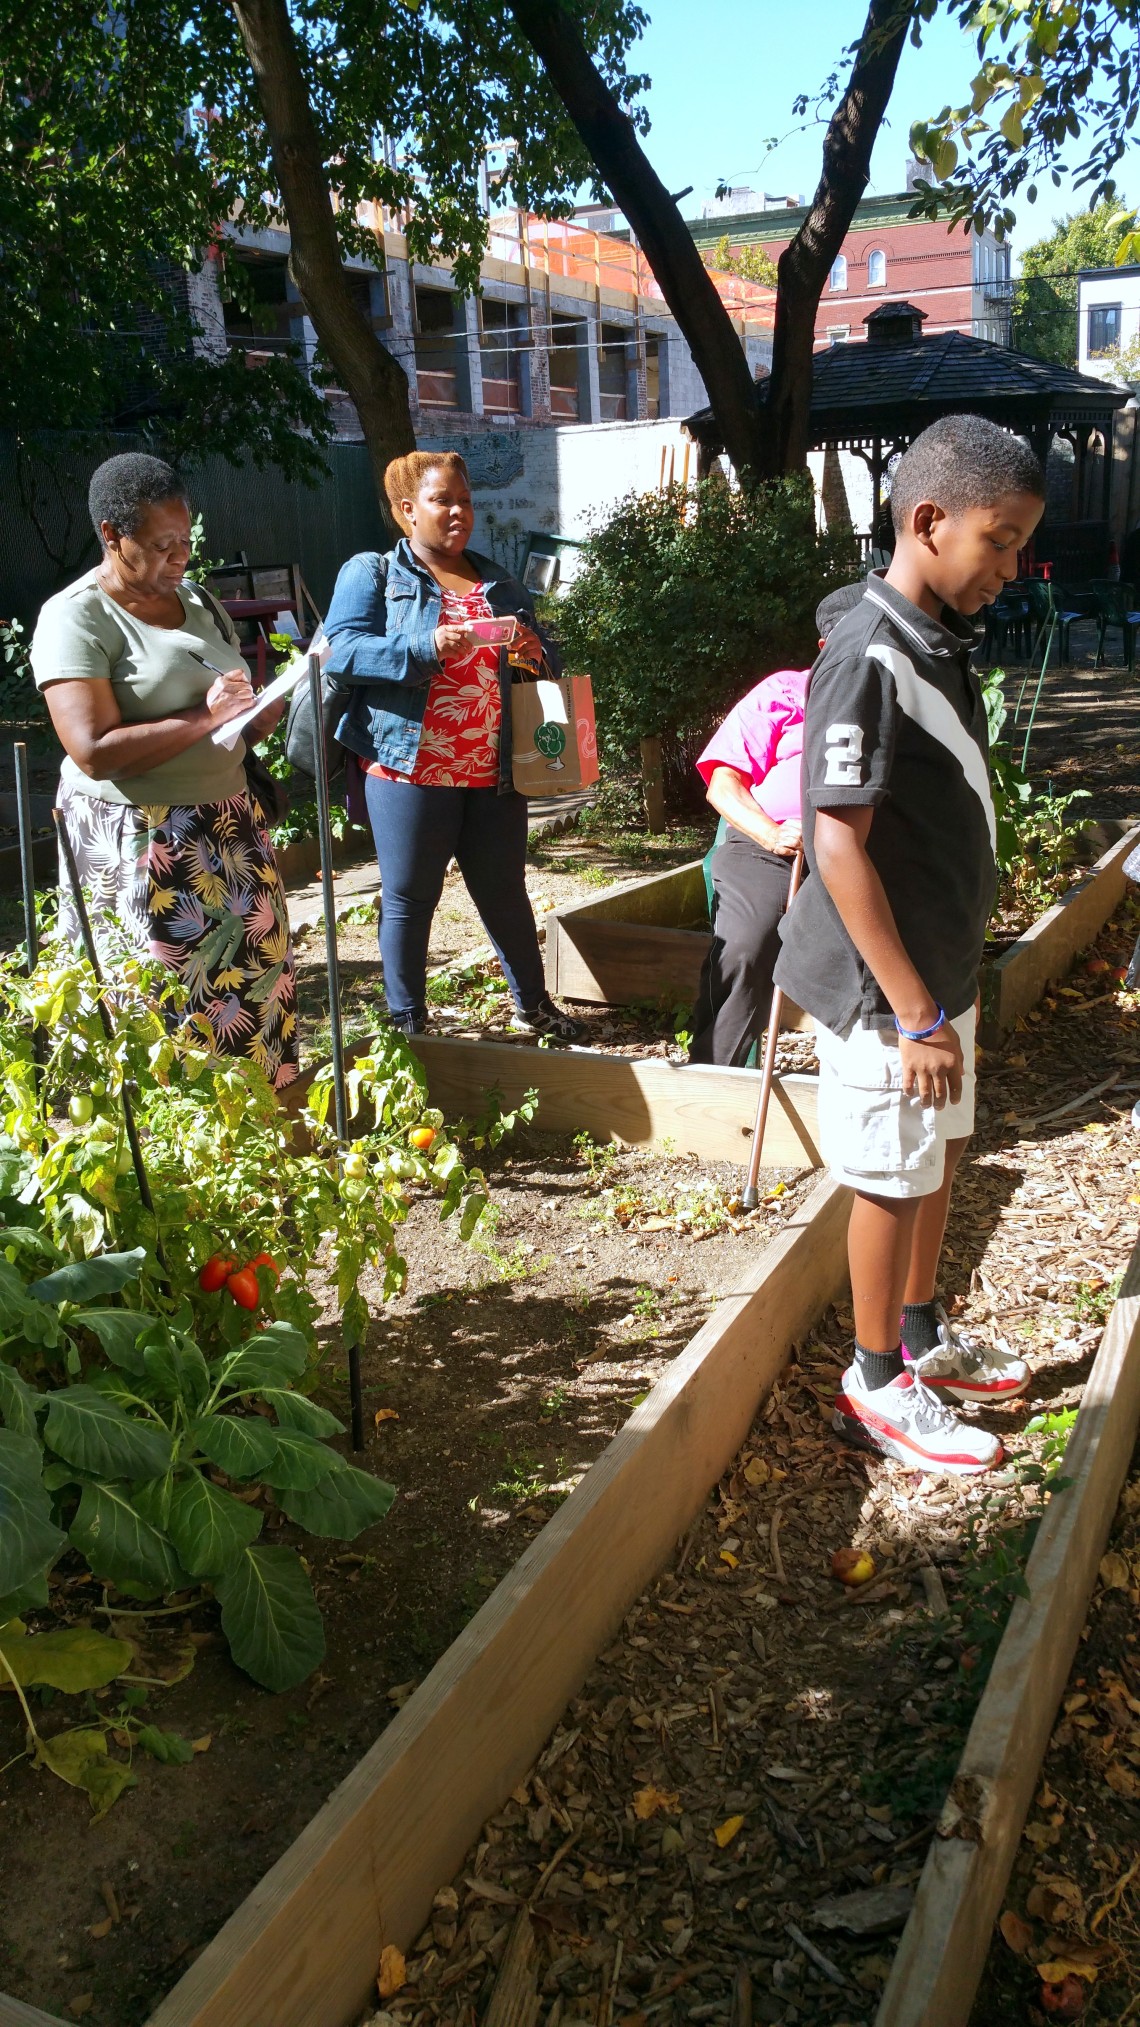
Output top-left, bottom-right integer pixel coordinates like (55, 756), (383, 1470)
(544, 825), (1140, 1044)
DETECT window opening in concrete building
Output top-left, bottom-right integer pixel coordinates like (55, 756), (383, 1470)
(867, 248), (887, 289)
(344, 267), (390, 332)
(480, 298), (528, 415)
(829, 255), (848, 292)
(1088, 302), (1122, 357)
(549, 312), (582, 418)
(415, 286), (460, 409)
(222, 253), (294, 358)
(599, 323), (630, 420)
(645, 336), (660, 420)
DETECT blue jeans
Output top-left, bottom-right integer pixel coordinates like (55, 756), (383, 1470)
(362, 772), (546, 1018)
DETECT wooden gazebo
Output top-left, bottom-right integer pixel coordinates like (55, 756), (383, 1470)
(684, 301), (1129, 535)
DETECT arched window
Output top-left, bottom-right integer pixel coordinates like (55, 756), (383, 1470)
(868, 248), (887, 288)
(829, 254), (848, 292)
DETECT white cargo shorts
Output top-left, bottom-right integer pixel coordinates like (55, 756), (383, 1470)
(814, 1007), (975, 1199)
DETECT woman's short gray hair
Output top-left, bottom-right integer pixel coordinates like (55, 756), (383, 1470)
(88, 453), (188, 543)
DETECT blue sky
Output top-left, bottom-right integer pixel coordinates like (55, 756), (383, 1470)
(615, 0), (1091, 258)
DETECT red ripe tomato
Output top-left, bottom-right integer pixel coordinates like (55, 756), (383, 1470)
(1040, 1974), (1085, 2018)
(250, 1252), (280, 1280)
(198, 1255), (236, 1294)
(226, 1267), (260, 1311)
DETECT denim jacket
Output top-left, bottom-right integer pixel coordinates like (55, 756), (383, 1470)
(323, 538), (561, 792)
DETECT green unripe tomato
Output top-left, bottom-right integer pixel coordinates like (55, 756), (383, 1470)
(31, 995), (54, 1026)
(69, 1094), (93, 1126)
(116, 1147), (134, 1175)
(343, 1150), (368, 1180)
(90, 1079), (106, 1098)
(342, 1176), (369, 1202)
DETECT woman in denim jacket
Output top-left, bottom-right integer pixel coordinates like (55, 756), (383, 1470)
(324, 451), (583, 1040)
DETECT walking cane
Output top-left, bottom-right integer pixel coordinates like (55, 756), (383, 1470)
(740, 846), (804, 1212)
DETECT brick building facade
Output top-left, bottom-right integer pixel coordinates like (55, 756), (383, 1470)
(685, 180), (1012, 351)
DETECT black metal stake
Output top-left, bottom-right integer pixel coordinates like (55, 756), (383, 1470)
(307, 655), (364, 1451)
(52, 808), (166, 1277)
(14, 742), (43, 1073)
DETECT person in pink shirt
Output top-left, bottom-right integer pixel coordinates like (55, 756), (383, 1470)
(689, 585), (865, 1064)
(688, 667), (808, 1064)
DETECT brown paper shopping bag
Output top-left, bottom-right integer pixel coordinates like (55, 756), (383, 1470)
(511, 675), (599, 795)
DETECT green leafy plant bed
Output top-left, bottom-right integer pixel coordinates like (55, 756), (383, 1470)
(0, 1088), (814, 2025)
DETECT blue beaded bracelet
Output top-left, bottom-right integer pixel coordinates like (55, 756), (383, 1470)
(894, 1006), (946, 1042)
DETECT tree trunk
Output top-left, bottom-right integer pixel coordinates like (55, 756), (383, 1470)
(506, 0), (767, 479)
(230, 0), (415, 509)
(766, 0), (916, 472)
(640, 734), (665, 834)
(508, 0), (916, 479)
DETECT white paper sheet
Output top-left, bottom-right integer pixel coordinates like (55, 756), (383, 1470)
(211, 630), (329, 750)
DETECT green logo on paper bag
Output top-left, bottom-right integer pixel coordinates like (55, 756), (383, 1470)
(533, 721), (566, 758)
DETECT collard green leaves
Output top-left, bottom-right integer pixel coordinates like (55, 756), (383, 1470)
(215, 1544), (325, 1693)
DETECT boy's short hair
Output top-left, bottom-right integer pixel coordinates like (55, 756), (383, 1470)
(816, 582), (866, 640)
(889, 415), (1045, 535)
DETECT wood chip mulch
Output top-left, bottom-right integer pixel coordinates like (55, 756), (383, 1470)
(359, 901), (1140, 2027)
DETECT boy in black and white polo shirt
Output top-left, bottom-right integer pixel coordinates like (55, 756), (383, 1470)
(775, 415), (1046, 1473)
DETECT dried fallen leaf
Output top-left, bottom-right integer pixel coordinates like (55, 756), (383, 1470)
(633, 1784), (679, 1820)
(1104, 1758), (1140, 1799)
(1039, 1957), (1099, 1985)
(719, 1549), (739, 1569)
(374, 1408), (399, 1426)
(743, 1457), (770, 1487)
(1028, 1879), (1084, 1926)
(191, 1734), (212, 1754)
(714, 1815), (744, 1848)
(1099, 1551), (1130, 1591)
(66, 2000), (94, 2021)
(88, 1917), (114, 1940)
(377, 1944), (406, 1999)
(1000, 1908), (1034, 1955)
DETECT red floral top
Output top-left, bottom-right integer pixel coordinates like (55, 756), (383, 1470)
(366, 582), (501, 788)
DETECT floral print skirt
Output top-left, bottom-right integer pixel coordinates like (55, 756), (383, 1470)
(56, 779), (298, 1090)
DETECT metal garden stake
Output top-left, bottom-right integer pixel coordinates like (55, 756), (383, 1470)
(307, 654), (365, 1452)
(741, 846), (804, 1213)
(14, 742), (43, 1072)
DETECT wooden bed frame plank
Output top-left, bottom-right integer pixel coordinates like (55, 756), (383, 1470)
(145, 1174), (852, 2027)
(0, 1998), (71, 2026)
(985, 822), (1140, 1035)
(408, 1035), (821, 1168)
(284, 1034), (821, 1171)
(876, 1227), (1140, 2027)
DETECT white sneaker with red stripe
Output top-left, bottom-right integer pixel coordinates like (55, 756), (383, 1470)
(832, 1364), (1003, 1476)
(914, 1307), (1031, 1403)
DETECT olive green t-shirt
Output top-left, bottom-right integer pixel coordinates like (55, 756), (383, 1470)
(30, 571), (248, 807)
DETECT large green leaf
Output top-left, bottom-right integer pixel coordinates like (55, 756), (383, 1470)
(143, 1335), (210, 1413)
(280, 1467), (395, 1540)
(0, 1362), (40, 1439)
(0, 1621), (133, 1691)
(0, 1568), (50, 1622)
(72, 1307), (150, 1372)
(259, 1389), (344, 1438)
(193, 1412), (279, 1481)
(167, 1474), (262, 1577)
(214, 1543), (325, 1692)
(258, 1428), (341, 1492)
(0, 1427), (65, 1596)
(212, 1321), (309, 1394)
(43, 1386), (172, 1482)
(29, 1249), (147, 1305)
(137, 1723), (194, 1765)
(68, 1481), (185, 1599)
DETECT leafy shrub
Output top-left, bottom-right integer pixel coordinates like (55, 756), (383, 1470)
(983, 670), (1090, 925)
(554, 476), (858, 758)
(0, 945), (490, 1691)
(0, 616), (45, 724)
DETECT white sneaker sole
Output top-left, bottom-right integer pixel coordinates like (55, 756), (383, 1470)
(831, 1400), (1003, 1476)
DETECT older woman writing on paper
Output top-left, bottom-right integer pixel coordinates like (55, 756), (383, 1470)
(30, 453), (298, 1089)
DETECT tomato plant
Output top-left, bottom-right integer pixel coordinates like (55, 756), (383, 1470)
(0, 943), (498, 1696)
